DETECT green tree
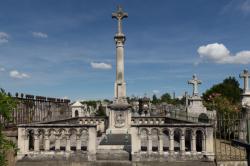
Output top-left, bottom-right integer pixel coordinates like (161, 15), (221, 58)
(160, 93), (172, 103)
(152, 94), (159, 104)
(95, 104), (106, 117)
(203, 77), (242, 113)
(0, 89), (17, 166)
(203, 77), (242, 104)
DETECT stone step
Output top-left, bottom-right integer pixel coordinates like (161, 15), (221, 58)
(99, 134), (131, 145)
(96, 150), (130, 161)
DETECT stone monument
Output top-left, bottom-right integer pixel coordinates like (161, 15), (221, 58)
(107, 6), (131, 134)
(187, 74), (207, 114)
(240, 69), (250, 108)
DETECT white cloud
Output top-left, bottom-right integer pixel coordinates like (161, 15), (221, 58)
(32, 32), (48, 38)
(152, 90), (160, 94)
(0, 32), (9, 44)
(90, 62), (112, 70)
(9, 70), (30, 79)
(197, 43), (250, 64)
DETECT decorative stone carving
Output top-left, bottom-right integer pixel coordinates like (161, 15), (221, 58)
(114, 111), (125, 128)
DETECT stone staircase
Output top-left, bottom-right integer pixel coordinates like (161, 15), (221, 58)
(97, 134), (131, 161)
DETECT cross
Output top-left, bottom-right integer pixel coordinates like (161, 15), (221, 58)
(112, 5), (128, 35)
(188, 74), (202, 96)
(240, 69), (250, 93)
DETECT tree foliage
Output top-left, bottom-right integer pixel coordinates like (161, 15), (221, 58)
(0, 89), (17, 166)
(160, 93), (172, 103)
(203, 77), (242, 104)
(95, 104), (106, 117)
(202, 77), (242, 113)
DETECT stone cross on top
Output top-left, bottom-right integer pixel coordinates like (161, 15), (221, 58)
(112, 5), (128, 35)
(188, 74), (202, 96)
(240, 69), (250, 94)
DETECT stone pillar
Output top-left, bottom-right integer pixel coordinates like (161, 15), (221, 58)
(148, 135), (152, 154)
(205, 127), (215, 161)
(88, 127), (96, 161)
(159, 134), (163, 154)
(76, 134), (81, 151)
(131, 127), (141, 158)
(202, 135), (206, 153)
(17, 128), (30, 160)
(66, 133), (71, 152)
(191, 131), (196, 154)
(55, 134), (61, 151)
(169, 130), (174, 155)
(180, 130), (185, 154)
(34, 130), (40, 152)
(44, 130), (50, 151)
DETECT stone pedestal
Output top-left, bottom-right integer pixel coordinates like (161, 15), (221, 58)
(187, 96), (207, 114)
(107, 99), (131, 134)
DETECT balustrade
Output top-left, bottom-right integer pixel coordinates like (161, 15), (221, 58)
(17, 124), (97, 160)
(131, 123), (214, 161)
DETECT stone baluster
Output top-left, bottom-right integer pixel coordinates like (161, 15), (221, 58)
(44, 129), (50, 151)
(55, 131), (61, 151)
(148, 134), (152, 154)
(34, 129), (40, 152)
(191, 131), (196, 154)
(180, 130), (185, 154)
(169, 129), (174, 155)
(159, 134), (163, 154)
(66, 129), (71, 152)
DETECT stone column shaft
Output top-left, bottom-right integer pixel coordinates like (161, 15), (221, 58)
(34, 135), (40, 152)
(148, 135), (152, 154)
(55, 136), (60, 151)
(44, 135), (50, 151)
(202, 136), (206, 153)
(180, 134), (185, 153)
(66, 136), (71, 152)
(169, 134), (174, 154)
(159, 135), (163, 154)
(191, 134), (196, 153)
(76, 136), (81, 151)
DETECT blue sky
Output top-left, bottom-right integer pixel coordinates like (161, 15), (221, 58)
(0, 0), (250, 101)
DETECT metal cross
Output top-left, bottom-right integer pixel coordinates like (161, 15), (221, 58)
(112, 5), (128, 35)
(240, 69), (250, 93)
(188, 74), (202, 96)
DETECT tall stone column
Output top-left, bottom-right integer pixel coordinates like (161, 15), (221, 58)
(107, 6), (131, 134)
(112, 6), (128, 99)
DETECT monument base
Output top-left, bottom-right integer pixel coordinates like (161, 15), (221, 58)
(106, 128), (130, 134)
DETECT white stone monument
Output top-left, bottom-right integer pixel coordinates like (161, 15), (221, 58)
(240, 69), (250, 108)
(71, 101), (88, 117)
(107, 6), (131, 134)
(187, 74), (207, 114)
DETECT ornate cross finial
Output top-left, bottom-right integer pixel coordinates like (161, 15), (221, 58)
(112, 5), (128, 35)
(188, 74), (202, 96)
(240, 69), (250, 93)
